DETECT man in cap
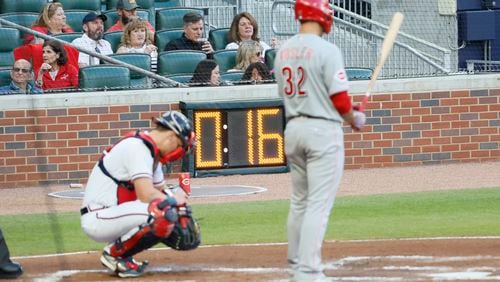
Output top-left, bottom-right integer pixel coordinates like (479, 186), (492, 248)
(106, 0), (155, 33)
(72, 12), (113, 67)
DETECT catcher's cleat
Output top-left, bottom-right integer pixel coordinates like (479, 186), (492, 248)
(100, 247), (148, 278)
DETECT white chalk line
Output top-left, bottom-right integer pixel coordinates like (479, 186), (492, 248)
(16, 236), (500, 281)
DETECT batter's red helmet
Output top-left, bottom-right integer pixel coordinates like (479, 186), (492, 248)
(295, 0), (334, 34)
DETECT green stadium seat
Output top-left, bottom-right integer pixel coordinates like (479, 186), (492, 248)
(208, 28), (229, 51)
(103, 31), (123, 52)
(154, 28), (183, 51)
(0, 68), (12, 87)
(0, 28), (22, 68)
(166, 74), (192, 84)
(103, 9), (154, 31)
(106, 0), (154, 10)
(57, 0), (101, 11)
(220, 71), (244, 83)
(345, 67), (373, 80)
(53, 32), (84, 43)
(0, 13), (38, 39)
(155, 7), (204, 30)
(0, 0), (47, 13)
(213, 49), (237, 73)
(65, 10), (93, 32)
(79, 65), (130, 91)
(157, 50), (206, 76)
(108, 53), (151, 88)
(264, 48), (276, 72)
(153, 0), (181, 9)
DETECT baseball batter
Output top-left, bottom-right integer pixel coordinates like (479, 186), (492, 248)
(274, 0), (366, 280)
(80, 111), (199, 278)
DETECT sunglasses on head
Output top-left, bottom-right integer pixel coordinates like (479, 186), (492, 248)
(12, 67), (30, 73)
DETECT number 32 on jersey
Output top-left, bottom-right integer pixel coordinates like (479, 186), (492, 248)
(281, 66), (307, 97)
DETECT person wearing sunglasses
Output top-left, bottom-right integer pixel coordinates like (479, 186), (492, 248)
(0, 59), (42, 95)
(228, 40), (262, 72)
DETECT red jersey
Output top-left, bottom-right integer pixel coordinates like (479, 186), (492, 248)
(106, 20), (155, 33)
(39, 64), (79, 91)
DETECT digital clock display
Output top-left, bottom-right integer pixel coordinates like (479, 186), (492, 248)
(180, 100), (288, 177)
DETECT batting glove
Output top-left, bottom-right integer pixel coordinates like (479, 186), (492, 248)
(351, 110), (366, 131)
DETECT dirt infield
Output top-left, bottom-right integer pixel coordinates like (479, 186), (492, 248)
(5, 161), (500, 281)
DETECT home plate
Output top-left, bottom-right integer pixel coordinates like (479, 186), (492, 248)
(48, 185), (267, 200)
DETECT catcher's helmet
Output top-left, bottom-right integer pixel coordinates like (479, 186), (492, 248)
(295, 0), (333, 34)
(154, 111), (195, 152)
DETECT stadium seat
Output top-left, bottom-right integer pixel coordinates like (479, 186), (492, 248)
(65, 10), (93, 32)
(154, 28), (183, 51)
(0, 68), (12, 87)
(103, 9), (154, 31)
(0, 0), (47, 14)
(208, 27), (229, 51)
(0, 28), (22, 68)
(220, 71), (244, 83)
(166, 74), (192, 84)
(213, 49), (237, 73)
(155, 7), (204, 30)
(53, 32), (84, 43)
(103, 31), (123, 52)
(79, 65), (130, 91)
(264, 48), (276, 72)
(345, 67), (373, 80)
(56, 0), (101, 11)
(106, 0), (154, 10)
(108, 53), (151, 88)
(157, 50), (206, 76)
(153, 0), (181, 9)
(0, 13), (38, 39)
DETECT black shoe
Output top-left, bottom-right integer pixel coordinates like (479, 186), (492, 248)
(0, 261), (23, 279)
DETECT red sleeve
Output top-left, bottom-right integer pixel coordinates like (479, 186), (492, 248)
(329, 91), (352, 115)
(147, 21), (155, 33)
(23, 26), (47, 45)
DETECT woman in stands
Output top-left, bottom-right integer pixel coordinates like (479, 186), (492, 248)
(229, 40), (262, 72)
(189, 59), (220, 86)
(225, 12), (277, 57)
(35, 40), (78, 91)
(241, 62), (272, 84)
(24, 2), (74, 45)
(117, 19), (158, 72)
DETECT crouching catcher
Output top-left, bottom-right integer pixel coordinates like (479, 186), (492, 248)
(80, 111), (199, 278)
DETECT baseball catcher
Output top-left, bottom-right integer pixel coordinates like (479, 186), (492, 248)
(80, 111), (200, 278)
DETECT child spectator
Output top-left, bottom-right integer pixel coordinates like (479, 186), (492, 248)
(189, 59), (220, 86)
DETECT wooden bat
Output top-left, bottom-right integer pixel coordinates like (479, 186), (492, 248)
(359, 12), (404, 112)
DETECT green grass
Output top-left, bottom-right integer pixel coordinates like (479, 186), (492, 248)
(1, 187), (499, 256)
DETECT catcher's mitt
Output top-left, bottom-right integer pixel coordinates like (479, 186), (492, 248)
(162, 205), (201, 251)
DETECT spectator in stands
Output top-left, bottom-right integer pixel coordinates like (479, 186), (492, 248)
(189, 59), (220, 86)
(241, 62), (272, 84)
(0, 59), (42, 95)
(72, 12), (113, 68)
(24, 2), (74, 45)
(225, 12), (277, 56)
(229, 40), (262, 72)
(35, 40), (78, 91)
(164, 13), (214, 57)
(107, 0), (155, 33)
(117, 19), (158, 72)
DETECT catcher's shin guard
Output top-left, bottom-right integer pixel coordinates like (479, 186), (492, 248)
(109, 202), (177, 258)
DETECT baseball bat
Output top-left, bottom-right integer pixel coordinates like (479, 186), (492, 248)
(358, 12), (404, 112)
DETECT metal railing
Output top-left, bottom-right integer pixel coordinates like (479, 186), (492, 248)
(269, 0), (452, 78)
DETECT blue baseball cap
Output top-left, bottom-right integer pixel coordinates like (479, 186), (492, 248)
(82, 12), (107, 25)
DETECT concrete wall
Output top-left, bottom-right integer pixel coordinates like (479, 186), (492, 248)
(0, 74), (498, 187)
